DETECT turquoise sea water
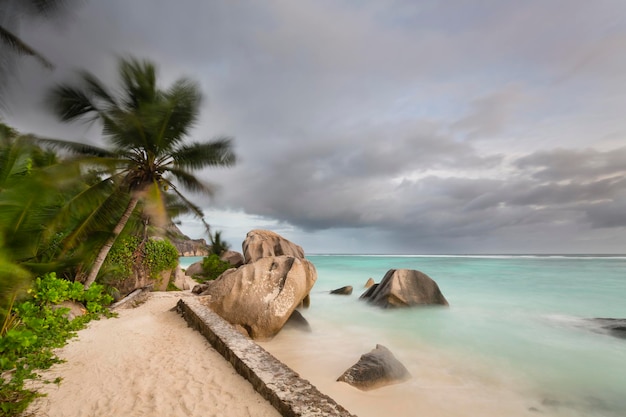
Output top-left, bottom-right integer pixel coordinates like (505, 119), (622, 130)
(181, 254), (626, 416)
(279, 255), (626, 417)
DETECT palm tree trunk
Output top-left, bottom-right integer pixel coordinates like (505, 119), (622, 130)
(83, 195), (139, 289)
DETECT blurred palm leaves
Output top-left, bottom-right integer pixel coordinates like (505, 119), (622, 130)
(0, 0), (82, 109)
(43, 57), (235, 287)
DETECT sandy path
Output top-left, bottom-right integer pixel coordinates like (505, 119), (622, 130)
(27, 291), (280, 417)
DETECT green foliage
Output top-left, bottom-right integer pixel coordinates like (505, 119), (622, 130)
(143, 239), (179, 279)
(102, 236), (179, 286)
(102, 236), (140, 283)
(0, 123), (118, 283)
(0, 273), (113, 416)
(200, 254), (231, 282)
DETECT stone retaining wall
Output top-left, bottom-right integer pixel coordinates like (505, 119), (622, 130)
(176, 298), (356, 417)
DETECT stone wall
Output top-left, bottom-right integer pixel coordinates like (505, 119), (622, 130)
(176, 298), (356, 417)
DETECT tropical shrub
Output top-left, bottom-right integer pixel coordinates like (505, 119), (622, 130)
(0, 273), (113, 417)
(200, 254), (232, 282)
(143, 238), (179, 279)
(102, 236), (179, 288)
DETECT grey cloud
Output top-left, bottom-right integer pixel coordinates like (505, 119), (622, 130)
(515, 147), (626, 182)
(5, 0), (626, 253)
(585, 195), (626, 228)
(452, 86), (526, 139)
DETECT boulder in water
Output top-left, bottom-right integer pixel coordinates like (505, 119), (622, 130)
(360, 269), (448, 308)
(590, 318), (626, 339)
(337, 344), (411, 391)
(330, 285), (353, 295)
(364, 278), (375, 288)
(283, 310), (312, 332)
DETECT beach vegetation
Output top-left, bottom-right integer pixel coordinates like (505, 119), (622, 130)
(143, 238), (179, 279)
(41, 57), (236, 288)
(101, 236), (179, 290)
(0, 123), (72, 329)
(199, 254), (232, 281)
(0, 273), (113, 417)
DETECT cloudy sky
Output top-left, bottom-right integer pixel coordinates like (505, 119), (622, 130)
(4, 0), (626, 254)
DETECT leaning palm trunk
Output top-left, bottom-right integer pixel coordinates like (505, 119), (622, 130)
(83, 195), (139, 289)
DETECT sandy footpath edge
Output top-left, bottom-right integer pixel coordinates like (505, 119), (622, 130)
(26, 291), (281, 417)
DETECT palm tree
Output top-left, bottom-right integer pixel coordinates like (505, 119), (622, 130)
(0, 122), (67, 326)
(44, 57), (236, 288)
(209, 230), (230, 255)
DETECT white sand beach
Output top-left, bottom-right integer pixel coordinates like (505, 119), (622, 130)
(27, 291), (280, 417)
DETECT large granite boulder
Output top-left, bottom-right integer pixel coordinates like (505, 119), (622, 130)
(220, 250), (245, 268)
(337, 344), (411, 391)
(192, 283), (209, 294)
(242, 229), (305, 264)
(185, 261), (204, 277)
(173, 266), (198, 290)
(199, 255), (317, 340)
(360, 269), (448, 308)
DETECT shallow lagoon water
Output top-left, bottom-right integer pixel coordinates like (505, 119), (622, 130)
(266, 255), (626, 417)
(181, 254), (626, 416)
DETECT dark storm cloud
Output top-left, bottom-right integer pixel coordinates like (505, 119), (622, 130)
(4, 0), (626, 253)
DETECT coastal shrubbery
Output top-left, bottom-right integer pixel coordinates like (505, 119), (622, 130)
(200, 254), (232, 281)
(102, 236), (179, 288)
(0, 273), (113, 417)
(144, 239), (180, 280)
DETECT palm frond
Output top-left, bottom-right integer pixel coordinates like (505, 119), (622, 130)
(162, 193), (196, 220)
(78, 70), (118, 109)
(165, 168), (215, 195)
(47, 84), (99, 121)
(29, 136), (112, 157)
(58, 185), (130, 252)
(0, 25), (54, 69)
(170, 138), (236, 170)
(105, 110), (149, 150)
(167, 184), (206, 219)
(119, 58), (157, 110)
(0, 181), (53, 262)
(28, 0), (75, 16)
(155, 78), (201, 150)
(0, 137), (33, 188)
